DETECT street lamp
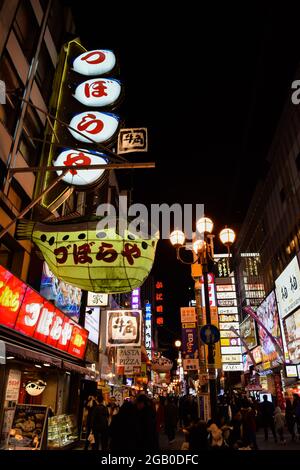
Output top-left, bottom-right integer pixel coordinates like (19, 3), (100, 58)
(170, 218), (236, 420)
(175, 340), (182, 349)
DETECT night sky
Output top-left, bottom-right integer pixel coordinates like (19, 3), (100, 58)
(71, 2), (300, 356)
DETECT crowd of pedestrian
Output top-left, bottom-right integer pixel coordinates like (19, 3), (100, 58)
(83, 390), (300, 451)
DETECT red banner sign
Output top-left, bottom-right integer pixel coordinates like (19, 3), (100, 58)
(0, 265), (88, 359)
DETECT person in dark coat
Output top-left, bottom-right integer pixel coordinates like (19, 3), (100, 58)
(188, 419), (209, 451)
(240, 399), (258, 449)
(84, 395), (97, 450)
(292, 394), (300, 436)
(109, 400), (138, 451)
(259, 395), (277, 442)
(135, 394), (158, 451)
(285, 398), (296, 440)
(90, 392), (109, 451)
(164, 397), (178, 443)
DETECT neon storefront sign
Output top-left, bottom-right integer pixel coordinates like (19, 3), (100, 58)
(0, 265), (88, 359)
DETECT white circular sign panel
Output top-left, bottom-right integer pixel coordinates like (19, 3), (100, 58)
(73, 49), (116, 76)
(54, 149), (107, 186)
(74, 78), (121, 107)
(69, 111), (119, 143)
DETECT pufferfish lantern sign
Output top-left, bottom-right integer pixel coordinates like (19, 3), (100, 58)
(16, 217), (158, 293)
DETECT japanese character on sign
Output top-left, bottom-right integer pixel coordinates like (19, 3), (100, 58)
(107, 310), (141, 346)
(96, 242), (118, 263)
(117, 128), (148, 154)
(77, 113), (104, 135)
(84, 80), (108, 98)
(121, 243), (141, 265)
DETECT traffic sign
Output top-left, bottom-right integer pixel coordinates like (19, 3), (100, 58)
(200, 324), (220, 345)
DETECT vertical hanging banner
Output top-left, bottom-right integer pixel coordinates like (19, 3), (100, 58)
(181, 322), (198, 359)
(155, 281), (164, 326)
(145, 303), (152, 359)
(39, 40), (122, 209)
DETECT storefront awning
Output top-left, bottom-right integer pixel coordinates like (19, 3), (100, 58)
(5, 342), (62, 368)
(63, 360), (94, 376)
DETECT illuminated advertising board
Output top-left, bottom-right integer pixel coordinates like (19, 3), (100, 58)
(240, 315), (257, 351)
(145, 303), (152, 359)
(0, 266), (88, 359)
(275, 256), (300, 319)
(85, 306), (100, 345)
(40, 262), (81, 322)
(256, 291), (283, 364)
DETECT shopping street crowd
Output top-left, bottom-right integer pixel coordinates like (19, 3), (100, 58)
(83, 391), (300, 451)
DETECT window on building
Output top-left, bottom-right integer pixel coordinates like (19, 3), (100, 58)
(35, 41), (55, 104)
(0, 52), (24, 134)
(280, 187), (286, 203)
(13, 0), (39, 63)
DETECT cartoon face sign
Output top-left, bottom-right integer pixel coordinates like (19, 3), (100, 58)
(73, 49), (116, 76)
(25, 380), (47, 396)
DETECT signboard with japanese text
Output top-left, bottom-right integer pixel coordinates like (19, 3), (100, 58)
(16, 218), (158, 294)
(116, 347), (141, 367)
(0, 266), (89, 360)
(201, 273), (216, 307)
(39, 41), (121, 211)
(87, 292), (108, 307)
(183, 358), (199, 371)
(117, 128), (148, 154)
(5, 370), (21, 402)
(180, 307), (196, 323)
(275, 255), (300, 319)
(240, 315), (257, 351)
(131, 288), (140, 310)
(155, 281), (164, 326)
(145, 303), (152, 359)
(106, 310), (141, 346)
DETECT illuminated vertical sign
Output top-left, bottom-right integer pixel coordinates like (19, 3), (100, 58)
(201, 273), (216, 307)
(145, 303), (152, 359)
(155, 281), (164, 326)
(215, 272), (243, 372)
(131, 288), (140, 310)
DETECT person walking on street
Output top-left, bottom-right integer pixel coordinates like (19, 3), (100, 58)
(274, 406), (286, 444)
(164, 396), (178, 444)
(135, 394), (158, 451)
(240, 399), (258, 449)
(285, 398), (296, 441)
(90, 392), (109, 451)
(293, 394), (300, 438)
(109, 400), (138, 451)
(259, 395), (277, 443)
(84, 395), (97, 450)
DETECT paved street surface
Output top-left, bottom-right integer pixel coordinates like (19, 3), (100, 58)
(159, 429), (300, 451)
